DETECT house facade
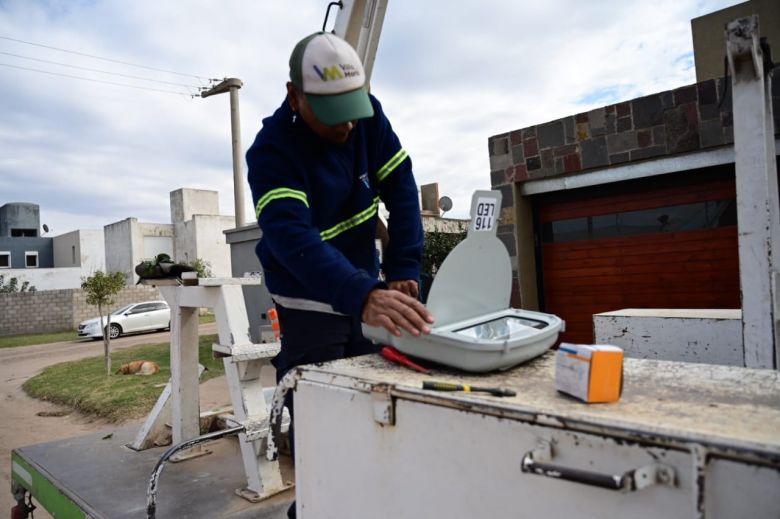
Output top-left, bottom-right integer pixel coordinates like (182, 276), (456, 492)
(488, 63), (779, 344)
(104, 188), (234, 284)
(487, 2), (779, 344)
(0, 203), (52, 270)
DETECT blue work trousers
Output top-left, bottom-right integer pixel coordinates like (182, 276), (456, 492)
(273, 304), (379, 383)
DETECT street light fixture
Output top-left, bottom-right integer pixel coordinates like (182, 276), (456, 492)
(201, 78), (247, 228)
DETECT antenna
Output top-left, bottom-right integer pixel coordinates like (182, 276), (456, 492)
(42, 224), (50, 234)
(438, 196), (453, 217)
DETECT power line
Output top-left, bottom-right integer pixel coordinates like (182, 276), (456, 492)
(0, 35), (213, 82)
(0, 51), (203, 90)
(0, 62), (192, 96)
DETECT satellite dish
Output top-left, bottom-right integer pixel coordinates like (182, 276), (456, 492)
(438, 196), (453, 215)
(42, 224), (49, 233)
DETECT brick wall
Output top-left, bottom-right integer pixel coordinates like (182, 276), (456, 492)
(1, 290), (73, 335)
(0, 285), (160, 336)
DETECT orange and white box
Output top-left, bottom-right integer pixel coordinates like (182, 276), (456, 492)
(555, 343), (623, 403)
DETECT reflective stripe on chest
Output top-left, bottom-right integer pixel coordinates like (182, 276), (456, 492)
(320, 196), (380, 241)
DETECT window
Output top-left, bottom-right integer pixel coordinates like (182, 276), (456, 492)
(542, 199), (737, 243)
(71, 245), (76, 265)
(11, 229), (37, 237)
(0, 252), (10, 268)
(25, 251), (39, 268)
(130, 303), (155, 314)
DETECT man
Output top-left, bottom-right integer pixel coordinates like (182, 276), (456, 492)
(246, 31), (433, 517)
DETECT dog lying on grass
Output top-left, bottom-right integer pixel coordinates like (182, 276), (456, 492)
(116, 360), (160, 376)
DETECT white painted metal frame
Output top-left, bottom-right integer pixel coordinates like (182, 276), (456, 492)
(332, 0), (388, 84)
(726, 16), (780, 369)
(520, 141), (780, 196)
(132, 277), (290, 501)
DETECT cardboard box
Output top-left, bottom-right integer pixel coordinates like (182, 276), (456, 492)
(555, 343), (623, 403)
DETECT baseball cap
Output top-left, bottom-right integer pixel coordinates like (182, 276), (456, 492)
(289, 32), (374, 125)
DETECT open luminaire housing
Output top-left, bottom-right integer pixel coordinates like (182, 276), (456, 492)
(363, 190), (564, 372)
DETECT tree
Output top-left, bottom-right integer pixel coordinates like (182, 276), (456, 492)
(81, 271), (126, 375)
(0, 275), (37, 293)
(420, 228), (467, 302)
(422, 229), (467, 278)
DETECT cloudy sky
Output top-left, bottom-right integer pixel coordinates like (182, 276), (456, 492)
(0, 0), (741, 234)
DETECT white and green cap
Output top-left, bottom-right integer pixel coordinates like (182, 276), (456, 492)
(289, 31), (374, 125)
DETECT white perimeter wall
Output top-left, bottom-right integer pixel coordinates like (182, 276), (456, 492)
(0, 267), (83, 290)
(594, 309), (744, 366)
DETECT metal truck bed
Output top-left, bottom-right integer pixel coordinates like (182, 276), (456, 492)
(11, 425), (294, 519)
(292, 352), (780, 518)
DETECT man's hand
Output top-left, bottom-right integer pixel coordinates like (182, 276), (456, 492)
(362, 288), (434, 337)
(388, 279), (419, 298)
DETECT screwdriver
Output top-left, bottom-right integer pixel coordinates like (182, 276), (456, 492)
(422, 380), (516, 397)
(381, 346), (431, 374)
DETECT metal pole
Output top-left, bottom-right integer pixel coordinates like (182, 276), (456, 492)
(201, 78), (246, 227)
(229, 86), (246, 227)
(726, 16), (779, 369)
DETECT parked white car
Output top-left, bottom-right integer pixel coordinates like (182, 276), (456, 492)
(77, 301), (171, 340)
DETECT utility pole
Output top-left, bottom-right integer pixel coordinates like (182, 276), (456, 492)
(201, 78), (247, 228)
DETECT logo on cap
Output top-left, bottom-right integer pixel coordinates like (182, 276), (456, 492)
(313, 65), (343, 81)
(313, 63), (360, 82)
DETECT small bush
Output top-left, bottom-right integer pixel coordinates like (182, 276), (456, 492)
(0, 275), (36, 293)
(422, 230), (467, 277)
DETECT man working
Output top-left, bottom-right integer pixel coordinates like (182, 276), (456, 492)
(246, 31), (433, 517)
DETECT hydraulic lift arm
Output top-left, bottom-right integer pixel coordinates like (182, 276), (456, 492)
(330, 0), (389, 84)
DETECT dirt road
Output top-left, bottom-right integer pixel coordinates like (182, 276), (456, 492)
(0, 324), (232, 515)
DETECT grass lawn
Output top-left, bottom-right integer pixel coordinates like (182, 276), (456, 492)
(199, 312), (216, 324)
(0, 330), (79, 349)
(0, 312), (216, 349)
(23, 334), (224, 421)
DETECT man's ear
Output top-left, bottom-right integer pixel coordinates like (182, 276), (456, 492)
(286, 82), (299, 112)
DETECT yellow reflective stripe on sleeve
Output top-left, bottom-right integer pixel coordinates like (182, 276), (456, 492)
(320, 197), (380, 241)
(255, 188), (309, 218)
(376, 148), (408, 182)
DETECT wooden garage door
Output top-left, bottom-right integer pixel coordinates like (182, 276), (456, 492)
(536, 171), (740, 344)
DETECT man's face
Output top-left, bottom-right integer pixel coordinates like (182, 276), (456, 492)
(287, 82), (356, 144)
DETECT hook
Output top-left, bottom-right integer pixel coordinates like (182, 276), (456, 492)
(322, 1), (343, 32)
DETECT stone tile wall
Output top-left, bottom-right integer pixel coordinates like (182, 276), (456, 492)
(490, 65), (780, 190)
(487, 66), (780, 306)
(0, 285), (160, 336)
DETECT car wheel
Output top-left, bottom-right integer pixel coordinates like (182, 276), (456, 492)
(107, 323), (122, 339)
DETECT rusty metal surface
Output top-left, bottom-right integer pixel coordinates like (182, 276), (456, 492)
(299, 352), (780, 461)
(15, 425), (294, 518)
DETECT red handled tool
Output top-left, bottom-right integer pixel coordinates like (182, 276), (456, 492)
(381, 346), (431, 374)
